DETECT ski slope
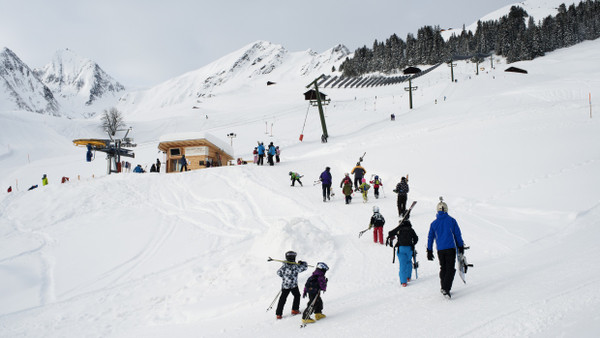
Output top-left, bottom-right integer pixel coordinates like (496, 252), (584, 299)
(1, 38), (600, 337)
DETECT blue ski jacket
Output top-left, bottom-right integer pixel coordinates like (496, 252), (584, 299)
(257, 144), (265, 155)
(427, 211), (464, 251)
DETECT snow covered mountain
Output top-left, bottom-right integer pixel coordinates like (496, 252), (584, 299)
(34, 48), (125, 118)
(0, 47), (60, 116)
(117, 41), (350, 118)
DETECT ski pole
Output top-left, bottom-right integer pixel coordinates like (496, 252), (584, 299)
(267, 290), (282, 311)
(267, 257), (314, 267)
(358, 225), (372, 238)
(301, 291), (321, 328)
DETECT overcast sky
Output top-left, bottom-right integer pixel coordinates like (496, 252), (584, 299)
(0, 0), (517, 88)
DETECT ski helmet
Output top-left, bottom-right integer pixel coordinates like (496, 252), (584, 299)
(316, 262), (329, 271)
(374, 175), (379, 180)
(289, 171), (292, 175)
(437, 201), (448, 212)
(373, 206), (379, 213)
(285, 251), (297, 262)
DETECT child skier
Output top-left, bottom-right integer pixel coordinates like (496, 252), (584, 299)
(289, 172), (303, 186)
(275, 251), (308, 319)
(369, 206), (386, 244)
(370, 175), (383, 199)
(387, 211), (418, 287)
(340, 173), (353, 204)
(358, 178), (370, 202)
(302, 262), (329, 324)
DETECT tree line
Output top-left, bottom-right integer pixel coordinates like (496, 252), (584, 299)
(340, 1), (600, 77)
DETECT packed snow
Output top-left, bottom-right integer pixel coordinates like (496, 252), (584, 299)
(1, 38), (600, 338)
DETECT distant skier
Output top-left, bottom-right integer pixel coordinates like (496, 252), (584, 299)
(257, 142), (265, 165)
(275, 251), (308, 319)
(289, 172), (303, 186)
(351, 162), (366, 191)
(358, 178), (370, 202)
(427, 199), (464, 299)
(253, 147), (258, 164)
(41, 174), (48, 186)
(340, 173), (353, 204)
(370, 175), (383, 199)
(387, 210), (418, 286)
(393, 176), (409, 216)
(369, 206), (386, 245)
(302, 262), (329, 324)
(275, 146), (281, 163)
(319, 167), (332, 202)
(156, 159), (161, 173)
(267, 142), (276, 166)
(180, 155), (188, 171)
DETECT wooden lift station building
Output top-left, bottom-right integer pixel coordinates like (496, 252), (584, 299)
(157, 132), (234, 173)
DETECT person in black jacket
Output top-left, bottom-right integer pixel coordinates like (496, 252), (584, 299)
(386, 211), (418, 286)
(393, 176), (409, 216)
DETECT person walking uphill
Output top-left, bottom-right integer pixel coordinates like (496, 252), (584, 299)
(427, 199), (464, 299)
(319, 167), (332, 202)
(369, 206), (386, 244)
(393, 176), (409, 216)
(387, 210), (418, 286)
(302, 262), (329, 324)
(340, 173), (353, 204)
(351, 162), (366, 191)
(275, 251), (308, 319)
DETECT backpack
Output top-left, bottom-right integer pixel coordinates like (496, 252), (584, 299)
(305, 274), (320, 295)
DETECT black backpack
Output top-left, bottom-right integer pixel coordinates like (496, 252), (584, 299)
(305, 275), (320, 295)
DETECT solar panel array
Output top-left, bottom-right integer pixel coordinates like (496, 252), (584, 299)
(319, 63), (442, 89)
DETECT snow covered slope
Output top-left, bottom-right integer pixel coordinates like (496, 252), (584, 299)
(1, 35), (600, 338)
(35, 48), (126, 118)
(0, 48), (60, 116)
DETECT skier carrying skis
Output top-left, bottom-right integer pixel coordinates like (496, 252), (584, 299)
(387, 210), (418, 286)
(302, 262), (329, 324)
(358, 178), (370, 202)
(393, 176), (409, 216)
(275, 251), (308, 319)
(289, 172), (303, 186)
(340, 173), (353, 204)
(319, 167), (332, 202)
(350, 162), (366, 191)
(427, 199), (464, 299)
(369, 206), (386, 245)
(370, 175), (383, 199)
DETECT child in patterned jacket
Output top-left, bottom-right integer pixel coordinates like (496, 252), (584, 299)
(275, 251), (308, 319)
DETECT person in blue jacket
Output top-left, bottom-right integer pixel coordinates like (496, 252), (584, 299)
(427, 199), (464, 299)
(257, 142), (265, 165)
(319, 167), (332, 202)
(267, 142), (277, 166)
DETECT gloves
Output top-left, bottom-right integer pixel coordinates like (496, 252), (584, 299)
(302, 292), (307, 298)
(299, 260), (307, 266)
(427, 250), (434, 261)
(457, 246), (464, 255)
(385, 237), (392, 247)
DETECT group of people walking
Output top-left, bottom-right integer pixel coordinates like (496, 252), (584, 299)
(253, 142), (280, 166)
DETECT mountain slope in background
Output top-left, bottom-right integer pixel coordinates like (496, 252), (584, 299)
(116, 41), (349, 119)
(0, 47), (60, 116)
(34, 48), (125, 118)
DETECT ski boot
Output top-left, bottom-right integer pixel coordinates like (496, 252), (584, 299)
(315, 313), (326, 320)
